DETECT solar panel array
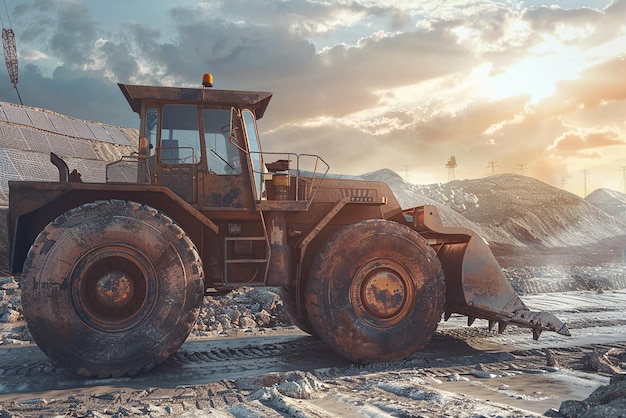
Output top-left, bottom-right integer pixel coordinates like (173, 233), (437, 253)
(0, 102), (137, 206)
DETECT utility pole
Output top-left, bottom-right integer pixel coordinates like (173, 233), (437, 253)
(517, 163), (527, 176)
(401, 165), (410, 182)
(581, 169), (589, 197)
(621, 166), (626, 194)
(487, 160), (498, 175)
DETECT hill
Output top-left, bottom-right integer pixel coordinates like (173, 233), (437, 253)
(585, 188), (626, 221)
(360, 169), (626, 266)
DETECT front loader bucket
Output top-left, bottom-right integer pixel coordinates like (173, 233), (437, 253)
(409, 205), (570, 339)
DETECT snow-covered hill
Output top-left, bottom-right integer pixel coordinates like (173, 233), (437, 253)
(361, 170), (626, 251)
(586, 188), (626, 222)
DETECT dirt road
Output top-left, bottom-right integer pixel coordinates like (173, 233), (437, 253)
(1, 289), (624, 417)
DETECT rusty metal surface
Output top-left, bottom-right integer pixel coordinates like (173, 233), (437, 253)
(118, 83), (272, 118)
(411, 204), (570, 338)
(8, 181), (218, 275)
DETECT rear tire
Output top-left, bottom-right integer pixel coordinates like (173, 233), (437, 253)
(305, 219), (445, 364)
(21, 200), (204, 377)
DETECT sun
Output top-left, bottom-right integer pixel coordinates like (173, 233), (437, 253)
(485, 43), (586, 104)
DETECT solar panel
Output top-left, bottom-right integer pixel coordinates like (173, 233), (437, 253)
(86, 121), (115, 143)
(70, 119), (97, 140)
(0, 187), (7, 206)
(47, 132), (76, 158)
(0, 105), (9, 122)
(105, 126), (134, 146)
(4, 148), (56, 181)
(48, 113), (77, 137)
(0, 102), (140, 202)
(0, 124), (28, 150)
(2, 104), (33, 127)
(0, 147), (22, 204)
(21, 128), (52, 153)
(26, 108), (56, 132)
(68, 137), (98, 160)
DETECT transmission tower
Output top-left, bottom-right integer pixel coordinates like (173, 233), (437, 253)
(581, 169), (589, 197)
(487, 160), (498, 175)
(517, 163), (527, 176)
(445, 156), (457, 181)
(0, 1), (22, 104)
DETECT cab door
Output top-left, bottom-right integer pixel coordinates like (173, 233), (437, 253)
(155, 104), (200, 202)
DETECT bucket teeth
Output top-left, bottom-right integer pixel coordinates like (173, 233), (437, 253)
(487, 320), (507, 334)
(468, 316), (476, 327)
(511, 309), (571, 339)
(444, 311), (451, 321)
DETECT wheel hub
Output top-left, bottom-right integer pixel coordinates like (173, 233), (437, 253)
(95, 272), (134, 308)
(351, 259), (415, 328)
(362, 270), (405, 318)
(71, 248), (154, 332)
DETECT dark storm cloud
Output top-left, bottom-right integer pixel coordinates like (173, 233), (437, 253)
(17, 64), (136, 127)
(98, 42), (140, 83)
(14, 0), (100, 68)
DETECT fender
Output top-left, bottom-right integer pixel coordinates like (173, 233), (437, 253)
(8, 181), (218, 274)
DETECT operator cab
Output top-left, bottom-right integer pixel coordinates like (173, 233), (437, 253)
(112, 74), (327, 211)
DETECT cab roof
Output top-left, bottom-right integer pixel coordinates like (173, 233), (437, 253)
(118, 83), (273, 119)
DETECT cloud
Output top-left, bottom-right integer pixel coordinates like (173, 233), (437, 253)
(14, 0), (101, 69)
(548, 128), (625, 157)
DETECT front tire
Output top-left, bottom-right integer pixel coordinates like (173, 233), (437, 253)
(280, 286), (317, 336)
(21, 200), (204, 377)
(305, 220), (445, 364)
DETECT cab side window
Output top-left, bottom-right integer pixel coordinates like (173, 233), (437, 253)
(160, 104), (200, 164)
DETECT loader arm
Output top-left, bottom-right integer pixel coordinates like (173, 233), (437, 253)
(406, 205), (570, 339)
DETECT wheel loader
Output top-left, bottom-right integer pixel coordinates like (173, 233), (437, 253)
(7, 74), (570, 377)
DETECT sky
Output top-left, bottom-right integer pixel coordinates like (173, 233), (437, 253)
(1, 0), (625, 197)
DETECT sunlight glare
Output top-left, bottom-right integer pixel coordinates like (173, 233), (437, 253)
(485, 41), (586, 104)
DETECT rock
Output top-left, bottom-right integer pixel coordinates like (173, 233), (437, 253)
(544, 348), (559, 367)
(559, 400), (588, 417)
(471, 370), (498, 378)
(585, 351), (621, 374)
(559, 372), (626, 417)
(277, 380), (314, 399)
(447, 373), (467, 382)
(610, 373), (626, 384)
(0, 310), (20, 323)
(580, 403), (626, 418)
